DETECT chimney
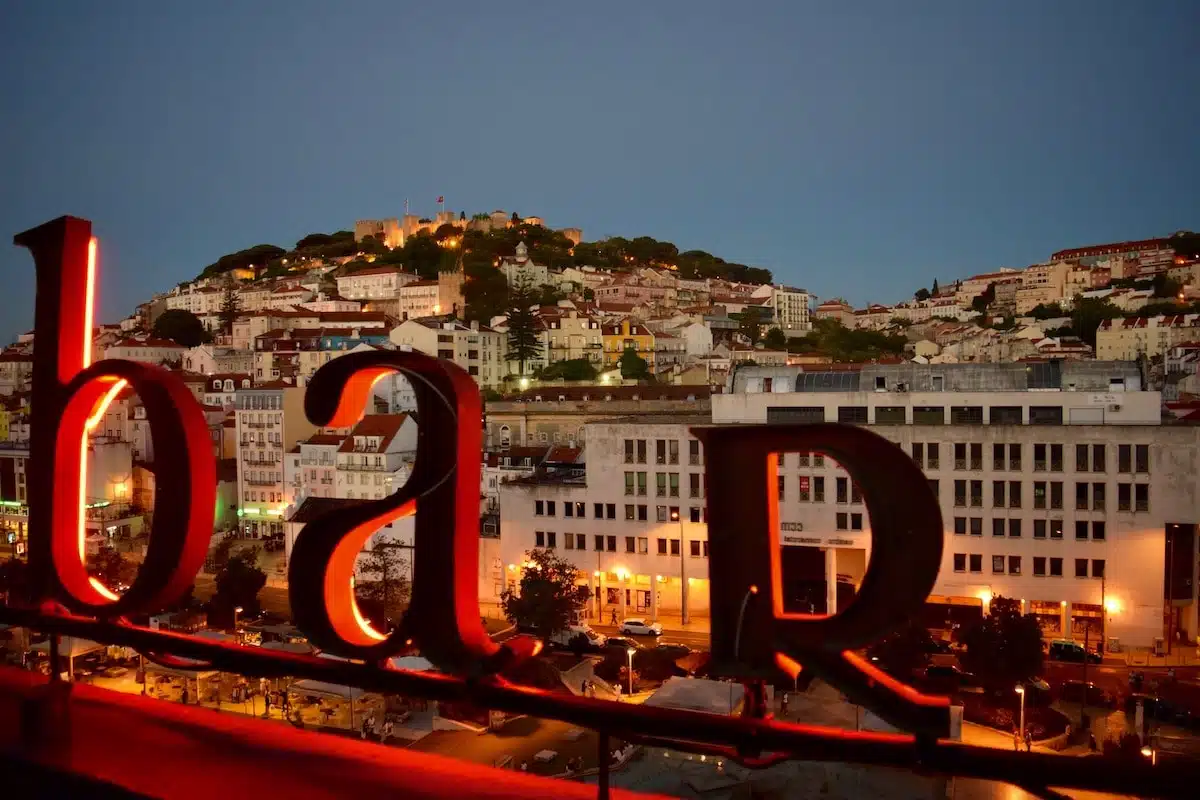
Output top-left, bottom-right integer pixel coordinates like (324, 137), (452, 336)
(470, 320), (479, 331)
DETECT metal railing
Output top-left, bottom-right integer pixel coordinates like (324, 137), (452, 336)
(0, 604), (1188, 800)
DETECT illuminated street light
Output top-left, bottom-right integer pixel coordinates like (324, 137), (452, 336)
(626, 647), (636, 696)
(1015, 684), (1026, 742)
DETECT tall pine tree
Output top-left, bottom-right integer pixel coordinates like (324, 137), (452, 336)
(504, 277), (543, 377)
(219, 285), (242, 335)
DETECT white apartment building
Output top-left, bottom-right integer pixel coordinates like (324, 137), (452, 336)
(103, 338), (187, 365)
(539, 308), (604, 365)
(336, 266), (420, 301)
(764, 285), (812, 332)
(499, 362), (1200, 648)
(166, 286), (225, 316)
(234, 384), (317, 538)
(299, 295), (361, 314)
(717, 362), (1199, 648)
(334, 414), (417, 501)
(394, 279), (442, 320)
(954, 269), (1021, 308)
(390, 318), (505, 388)
(183, 344), (256, 376)
(268, 285), (314, 309)
(1096, 314), (1200, 361)
(500, 242), (551, 288)
(285, 433), (343, 504)
(498, 419), (712, 624)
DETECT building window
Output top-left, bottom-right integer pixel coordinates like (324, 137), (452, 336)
(836, 477), (848, 504)
(1033, 481), (1046, 509)
(624, 439), (634, 464)
(1075, 444), (1089, 473)
(1008, 481), (1021, 508)
(990, 406), (1022, 425)
(1075, 482), (1088, 510)
(656, 505), (667, 522)
(992, 518), (1005, 537)
(1135, 444), (1149, 474)
(625, 536), (636, 553)
(1135, 484), (1149, 512)
(911, 442), (924, 468)
(535, 500), (545, 516)
(1033, 444), (1047, 471)
(928, 479), (939, 499)
(954, 480), (966, 507)
(1033, 557), (1046, 577)
(669, 539), (680, 556)
(953, 554), (966, 572)
(669, 473), (680, 498)
(913, 406), (945, 425)
(656, 439), (667, 465)
(1092, 521), (1106, 540)
(992, 480), (1005, 508)
(535, 531), (545, 547)
(1050, 519), (1063, 539)
(1049, 557), (1063, 577)
(1008, 519), (1021, 538)
(875, 406), (906, 424)
(1092, 483), (1105, 511)
(927, 444), (939, 470)
(970, 480), (982, 507)
(837, 406), (868, 424)
(656, 473), (666, 497)
(546, 501), (556, 516)
(637, 537), (648, 554)
(992, 556), (1004, 574)
(777, 475), (785, 501)
(689, 540), (701, 557)
(833, 512), (848, 530)
(951, 406), (983, 425)
(993, 443), (1006, 471)
(970, 517), (982, 536)
(1093, 559), (1105, 578)
(607, 503), (616, 519)
(969, 554), (982, 573)
(668, 440), (679, 465)
(1050, 481), (1063, 509)
(636, 440), (647, 464)
(688, 439), (701, 466)
(1008, 556), (1021, 575)
(798, 476), (811, 502)
(607, 535), (616, 552)
(953, 517), (966, 535)
(1009, 444), (1021, 470)
(1118, 444), (1131, 473)
(565, 503), (575, 518)
(955, 443), (967, 470)
(689, 507), (701, 523)
(813, 476), (824, 502)
(625, 504), (635, 520)
(1029, 406), (1063, 425)
(595, 534), (605, 551)
(1117, 483), (1131, 511)
(657, 538), (667, 555)
(1033, 519), (1046, 539)
(575, 534), (586, 550)
(1075, 558), (1088, 578)
(637, 472), (647, 496)
(1092, 444), (1106, 472)
(851, 513), (863, 531)
(546, 532), (556, 549)
(594, 502), (604, 518)
(1075, 520), (1088, 540)
(689, 473), (701, 498)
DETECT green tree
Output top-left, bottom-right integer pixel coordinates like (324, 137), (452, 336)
(218, 285), (241, 335)
(462, 258), (510, 322)
(354, 544), (411, 632)
(868, 620), (934, 680)
(0, 557), (31, 604)
(199, 244), (286, 279)
(1070, 297), (1122, 347)
(504, 279), (543, 376)
(400, 232), (443, 279)
(152, 309), (209, 347)
(619, 347), (651, 380)
(1151, 273), (1182, 299)
(914, 288), (931, 301)
(959, 595), (1044, 692)
(970, 283), (995, 314)
(763, 327), (788, 350)
(736, 306), (765, 346)
(87, 546), (138, 591)
(1028, 302), (1066, 320)
(500, 548), (591, 639)
(209, 546), (267, 628)
(540, 358), (599, 382)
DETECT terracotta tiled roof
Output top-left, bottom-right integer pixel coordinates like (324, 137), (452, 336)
(301, 433), (346, 446)
(337, 414), (410, 453)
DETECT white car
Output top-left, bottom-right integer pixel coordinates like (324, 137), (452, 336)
(619, 619), (663, 637)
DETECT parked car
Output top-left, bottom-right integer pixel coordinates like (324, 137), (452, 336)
(603, 637), (644, 652)
(1059, 680), (1115, 708)
(920, 664), (983, 694)
(654, 642), (693, 659)
(619, 618), (663, 637)
(1046, 639), (1101, 664)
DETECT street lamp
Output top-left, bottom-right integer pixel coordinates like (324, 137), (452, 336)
(1015, 684), (1026, 743)
(234, 606), (243, 633)
(669, 509), (688, 625)
(626, 648), (636, 696)
(1141, 745), (1156, 766)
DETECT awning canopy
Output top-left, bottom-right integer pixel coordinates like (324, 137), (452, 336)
(30, 637), (105, 658)
(289, 679), (373, 701)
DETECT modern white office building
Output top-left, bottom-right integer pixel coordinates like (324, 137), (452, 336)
(499, 361), (1200, 648)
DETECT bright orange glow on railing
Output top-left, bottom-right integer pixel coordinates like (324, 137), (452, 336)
(83, 237), (97, 369)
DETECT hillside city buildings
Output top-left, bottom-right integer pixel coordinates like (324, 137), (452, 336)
(3, 216), (1199, 657)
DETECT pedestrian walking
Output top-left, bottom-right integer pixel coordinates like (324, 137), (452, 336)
(360, 717), (370, 740)
(383, 719), (394, 742)
(263, 691), (271, 717)
(1012, 728), (1020, 751)
(180, 685), (189, 705)
(610, 608), (618, 625)
(780, 693), (789, 716)
(1024, 731), (1032, 752)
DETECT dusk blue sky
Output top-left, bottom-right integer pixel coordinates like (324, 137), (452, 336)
(3, 1), (1198, 342)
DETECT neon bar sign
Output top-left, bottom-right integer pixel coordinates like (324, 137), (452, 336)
(14, 215), (950, 737)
